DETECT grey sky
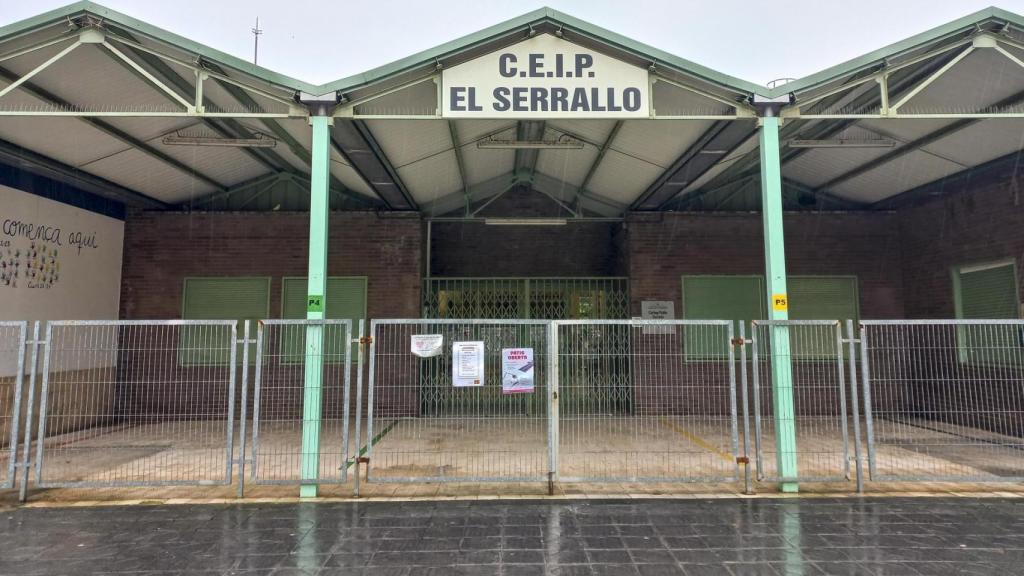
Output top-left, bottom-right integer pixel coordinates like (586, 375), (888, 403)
(5, 0), (1024, 87)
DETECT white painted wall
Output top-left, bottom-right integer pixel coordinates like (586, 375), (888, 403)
(0, 184), (125, 376)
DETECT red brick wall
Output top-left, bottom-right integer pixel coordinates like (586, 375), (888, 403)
(627, 211), (905, 319)
(430, 221), (625, 277)
(119, 210), (422, 321)
(890, 170), (1024, 438)
(898, 175), (1024, 318)
(116, 210), (422, 419)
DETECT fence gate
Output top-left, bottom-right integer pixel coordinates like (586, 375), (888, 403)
(0, 321), (27, 489)
(861, 320), (1024, 482)
(555, 320), (741, 484)
(33, 320), (239, 488)
(751, 320), (859, 484)
(250, 319), (355, 486)
(366, 319), (552, 484)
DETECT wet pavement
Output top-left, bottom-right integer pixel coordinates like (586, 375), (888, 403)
(0, 497), (1022, 575)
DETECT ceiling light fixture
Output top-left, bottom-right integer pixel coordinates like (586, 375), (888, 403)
(162, 132), (278, 148)
(788, 138), (896, 148)
(478, 137), (584, 150)
(484, 218), (567, 226)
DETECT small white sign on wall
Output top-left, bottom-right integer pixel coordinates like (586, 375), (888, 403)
(641, 300), (675, 335)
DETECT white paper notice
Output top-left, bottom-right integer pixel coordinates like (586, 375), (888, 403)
(502, 348), (534, 395)
(411, 334), (443, 358)
(452, 341), (485, 387)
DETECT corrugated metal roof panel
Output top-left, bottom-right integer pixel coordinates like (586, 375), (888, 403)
(363, 119), (452, 168)
(200, 76), (292, 116)
(82, 147), (217, 203)
(329, 160), (377, 198)
(0, 113), (128, 167)
(923, 118), (1024, 167)
(680, 133), (759, 193)
(460, 130), (515, 186)
(534, 143), (599, 187)
(858, 118), (957, 143)
(546, 119), (616, 145)
(611, 119), (711, 168)
(652, 80), (732, 116)
(397, 149), (462, 204)
(784, 145), (898, 188)
(150, 136), (269, 188)
(7, 43), (180, 112)
(831, 150), (963, 203)
(454, 119), (517, 143)
(586, 149), (663, 204)
(898, 48), (1024, 114)
(237, 118), (309, 173)
(101, 117), (202, 143)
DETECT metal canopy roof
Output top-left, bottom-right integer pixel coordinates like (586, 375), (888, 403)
(1, 3), (1024, 216)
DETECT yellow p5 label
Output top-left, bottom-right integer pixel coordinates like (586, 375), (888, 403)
(772, 294), (788, 311)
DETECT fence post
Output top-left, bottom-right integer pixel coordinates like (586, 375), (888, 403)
(845, 320), (864, 493)
(237, 320), (249, 498)
(353, 320), (364, 497)
(16, 319), (37, 500)
(4, 322), (26, 491)
(859, 324), (876, 480)
(18, 321), (40, 503)
(547, 320), (559, 495)
(364, 320), (377, 484)
(738, 322), (753, 494)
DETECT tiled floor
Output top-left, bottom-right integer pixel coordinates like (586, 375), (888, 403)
(1, 497), (1022, 575)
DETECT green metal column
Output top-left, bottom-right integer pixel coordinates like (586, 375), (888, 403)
(759, 114), (799, 493)
(300, 114), (332, 497)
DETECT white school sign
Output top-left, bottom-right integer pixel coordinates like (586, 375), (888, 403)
(442, 34), (650, 119)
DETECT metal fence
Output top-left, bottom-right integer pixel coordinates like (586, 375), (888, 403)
(365, 319), (553, 485)
(5, 315), (1024, 499)
(860, 320), (1024, 482)
(32, 320), (239, 488)
(555, 320), (742, 484)
(251, 319), (355, 485)
(0, 321), (27, 489)
(751, 320), (858, 484)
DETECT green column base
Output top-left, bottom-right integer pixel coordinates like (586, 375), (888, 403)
(300, 485), (318, 498)
(781, 482), (799, 493)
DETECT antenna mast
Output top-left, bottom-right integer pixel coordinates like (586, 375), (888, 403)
(251, 17), (263, 64)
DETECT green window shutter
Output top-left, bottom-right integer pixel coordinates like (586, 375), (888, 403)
(958, 264), (1018, 319)
(956, 263), (1021, 366)
(787, 276), (859, 358)
(788, 277), (859, 322)
(181, 277), (269, 365)
(280, 277), (367, 363)
(682, 276), (764, 357)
